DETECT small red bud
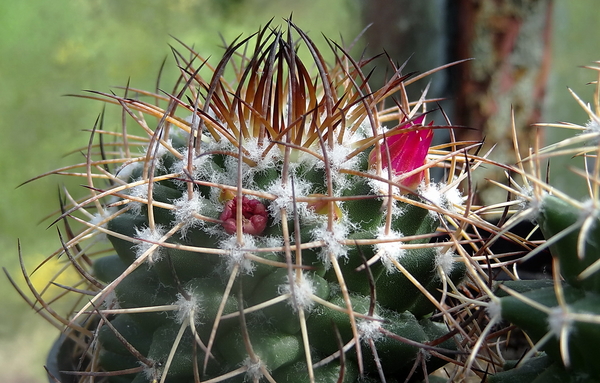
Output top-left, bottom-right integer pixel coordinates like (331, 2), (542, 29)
(220, 196), (268, 236)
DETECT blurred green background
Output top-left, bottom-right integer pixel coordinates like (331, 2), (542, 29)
(0, 1), (598, 382)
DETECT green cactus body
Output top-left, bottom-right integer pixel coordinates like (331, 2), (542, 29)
(21, 23), (477, 383)
(493, 193), (600, 382)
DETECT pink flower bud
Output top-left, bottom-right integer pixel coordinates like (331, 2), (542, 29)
(369, 115), (433, 190)
(220, 196), (268, 236)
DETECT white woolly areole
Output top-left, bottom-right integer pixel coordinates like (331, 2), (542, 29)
(324, 143), (350, 171)
(219, 234), (256, 274)
(102, 290), (120, 310)
(367, 168), (401, 196)
(142, 362), (161, 383)
(419, 182), (465, 217)
(243, 358), (264, 381)
(517, 185), (545, 222)
(266, 178), (313, 223)
(418, 182), (444, 217)
(141, 140), (171, 175)
(173, 191), (206, 237)
(90, 210), (112, 229)
(239, 136), (281, 172)
(547, 306), (573, 337)
(214, 135), (288, 189)
(444, 185), (465, 212)
(174, 291), (202, 324)
(390, 199), (407, 219)
(584, 117), (600, 135)
(134, 225), (166, 263)
(89, 209), (116, 242)
(374, 226), (406, 273)
(278, 273), (317, 312)
(435, 248), (456, 277)
(222, 153), (254, 186)
(126, 181), (149, 215)
(171, 148), (210, 181)
(486, 300), (502, 320)
(358, 313), (384, 342)
(312, 222), (349, 266)
(317, 138), (361, 189)
(366, 168), (406, 220)
(262, 235), (284, 249)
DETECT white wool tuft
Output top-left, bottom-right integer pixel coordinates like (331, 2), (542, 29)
(517, 185), (545, 222)
(243, 358), (264, 380)
(312, 222), (349, 266)
(584, 118), (600, 135)
(435, 248), (456, 277)
(134, 225), (166, 263)
(126, 181), (149, 215)
(358, 314), (384, 342)
(419, 182), (465, 216)
(266, 178), (313, 223)
(240, 136), (281, 172)
(368, 168), (401, 196)
(219, 234), (257, 274)
(171, 148), (211, 181)
(317, 139), (361, 189)
(486, 300), (502, 320)
(547, 306), (573, 338)
(279, 272), (317, 311)
(174, 290), (202, 324)
(444, 185), (465, 211)
(89, 209), (116, 242)
(173, 191), (206, 237)
(374, 226), (406, 273)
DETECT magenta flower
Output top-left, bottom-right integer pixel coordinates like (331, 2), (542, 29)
(220, 196), (268, 236)
(369, 115), (434, 190)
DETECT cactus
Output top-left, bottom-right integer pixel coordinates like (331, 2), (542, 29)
(9, 22), (525, 383)
(483, 64), (600, 383)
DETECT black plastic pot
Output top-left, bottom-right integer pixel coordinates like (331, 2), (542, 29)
(46, 334), (79, 383)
